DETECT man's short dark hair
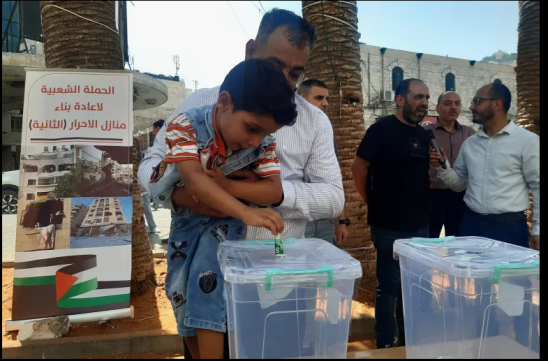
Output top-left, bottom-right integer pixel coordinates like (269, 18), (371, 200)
(256, 8), (317, 49)
(220, 59), (297, 126)
(297, 79), (327, 96)
(153, 119), (165, 128)
(395, 78), (423, 103)
(489, 83), (512, 113)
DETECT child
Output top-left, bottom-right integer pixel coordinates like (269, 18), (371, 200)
(149, 59), (297, 359)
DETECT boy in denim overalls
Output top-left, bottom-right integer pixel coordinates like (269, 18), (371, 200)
(148, 59), (297, 359)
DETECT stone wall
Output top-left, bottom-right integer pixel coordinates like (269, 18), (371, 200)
(359, 44), (517, 129)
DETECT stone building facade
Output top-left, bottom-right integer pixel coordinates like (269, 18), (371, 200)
(359, 44), (517, 129)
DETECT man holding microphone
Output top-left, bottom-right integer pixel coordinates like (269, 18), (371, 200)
(430, 83), (540, 250)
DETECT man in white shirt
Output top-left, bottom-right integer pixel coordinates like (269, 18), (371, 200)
(298, 79), (350, 245)
(139, 9), (344, 242)
(140, 121), (165, 233)
(140, 10), (344, 358)
(140, 10), (344, 241)
(431, 83), (540, 250)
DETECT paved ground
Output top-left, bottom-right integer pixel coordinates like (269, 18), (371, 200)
(146, 207), (172, 245)
(2, 208), (173, 266)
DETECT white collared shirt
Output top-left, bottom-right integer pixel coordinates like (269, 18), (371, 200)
(138, 86), (344, 240)
(437, 121), (540, 235)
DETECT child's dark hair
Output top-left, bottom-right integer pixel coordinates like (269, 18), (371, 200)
(220, 59), (297, 126)
(153, 119), (165, 128)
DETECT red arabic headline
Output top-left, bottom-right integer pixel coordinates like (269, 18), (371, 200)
(41, 85), (115, 95)
(55, 102), (104, 112)
(29, 119), (128, 132)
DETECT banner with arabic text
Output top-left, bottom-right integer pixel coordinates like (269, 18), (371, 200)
(23, 69), (133, 147)
(11, 69), (134, 322)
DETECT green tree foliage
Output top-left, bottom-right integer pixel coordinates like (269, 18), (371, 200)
(51, 163), (84, 198)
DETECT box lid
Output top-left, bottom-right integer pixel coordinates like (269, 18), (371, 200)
(218, 238), (362, 286)
(394, 236), (540, 281)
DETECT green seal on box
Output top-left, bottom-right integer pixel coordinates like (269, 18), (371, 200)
(274, 235), (285, 257)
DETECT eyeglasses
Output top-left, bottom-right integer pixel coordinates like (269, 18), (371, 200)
(471, 97), (500, 106)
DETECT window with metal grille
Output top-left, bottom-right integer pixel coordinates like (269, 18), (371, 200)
(392, 67), (404, 91)
(445, 73), (456, 91)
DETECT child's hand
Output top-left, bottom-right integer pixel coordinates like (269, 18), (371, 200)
(203, 168), (230, 190)
(242, 208), (284, 235)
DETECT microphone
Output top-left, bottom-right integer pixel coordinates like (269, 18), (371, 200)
(425, 129), (447, 169)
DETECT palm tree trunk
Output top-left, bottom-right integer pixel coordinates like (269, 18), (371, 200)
(517, 1), (540, 136)
(40, 1), (156, 295)
(131, 138), (157, 295)
(302, 1), (375, 283)
(40, 1), (123, 69)
(516, 1), (540, 232)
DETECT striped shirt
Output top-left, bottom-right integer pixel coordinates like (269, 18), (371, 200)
(139, 86), (344, 240)
(164, 112), (281, 178)
(165, 113), (200, 163)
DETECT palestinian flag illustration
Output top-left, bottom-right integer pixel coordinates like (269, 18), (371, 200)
(11, 246), (131, 321)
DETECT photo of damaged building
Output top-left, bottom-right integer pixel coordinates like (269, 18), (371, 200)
(78, 146), (133, 197)
(21, 146), (77, 201)
(71, 197), (131, 238)
(19, 145), (133, 201)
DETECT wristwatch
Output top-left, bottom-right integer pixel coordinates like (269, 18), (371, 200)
(339, 218), (351, 227)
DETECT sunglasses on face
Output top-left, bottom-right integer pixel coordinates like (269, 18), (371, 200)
(471, 97), (500, 106)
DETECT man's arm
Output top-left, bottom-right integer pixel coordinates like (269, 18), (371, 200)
(523, 135), (540, 237)
(170, 186), (229, 218)
(170, 169), (261, 217)
(432, 146), (469, 193)
(138, 87), (220, 212)
(204, 168), (283, 206)
(336, 210), (350, 245)
(275, 114), (344, 221)
(351, 122), (382, 205)
(228, 176), (283, 206)
(352, 156), (370, 204)
(176, 161), (283, 234)
(177, 162), (248, 218)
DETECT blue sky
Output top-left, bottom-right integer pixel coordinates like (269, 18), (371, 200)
(127, 1), (518, 89)
(71, 197), (133, 223)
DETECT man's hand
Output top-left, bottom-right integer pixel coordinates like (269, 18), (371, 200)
(241, 208), (284, 235)
(336, 223), (349, 245)
(203, 168), (230, 190)
(227, 169), (260, 183)
(171, 186), (229, 218)
(430, 148), (448, 168)
(530, 235), (540, 251)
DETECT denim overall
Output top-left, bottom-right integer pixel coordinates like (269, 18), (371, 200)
(150, 104), (274, 337)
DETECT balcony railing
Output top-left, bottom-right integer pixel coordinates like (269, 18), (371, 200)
(37, 178), (56, 186)
(41, 165), (56, 173)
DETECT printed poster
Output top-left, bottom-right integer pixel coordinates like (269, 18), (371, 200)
(11, 69), (134, 321)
